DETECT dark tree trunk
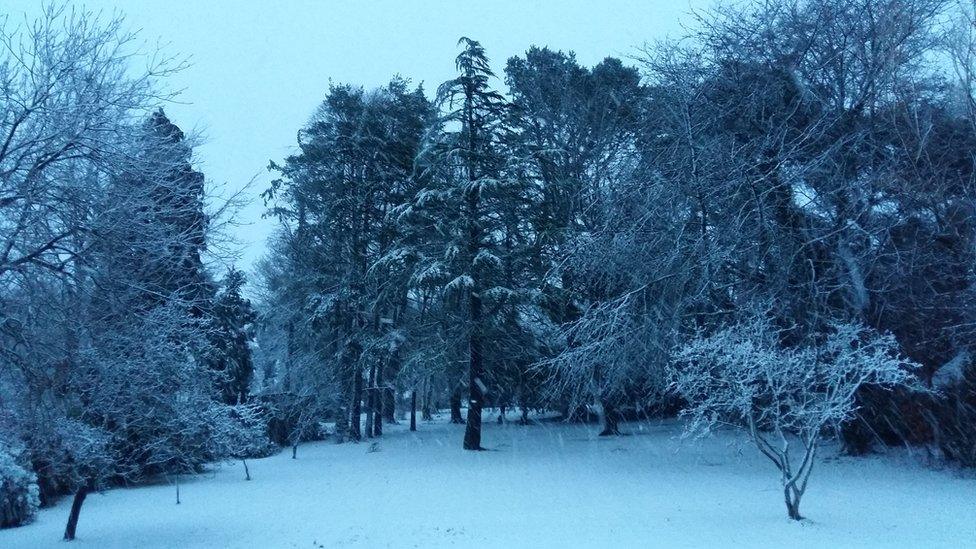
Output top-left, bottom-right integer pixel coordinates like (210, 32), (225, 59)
(520, 406), (529, 425)
(383, 384), (396, 424)
(497, 405), (506, 424)
(599, 400), (621, 436)
(450, 388), (464, 424)
(242, 458), (251, 481)
(384, 352), (399, 424)
(460, 78), (486, 451)
(63, 484), (90, 541)
(349, 368), (363, 441)
(373, 362), (383, 436)
(410, 389), (418, 431)
(422, 384), (434, 421)
(463, 292), (485, 450)
(365, 364), (376, 438)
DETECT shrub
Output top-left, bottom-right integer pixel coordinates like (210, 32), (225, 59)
(0, 441), (40, 529)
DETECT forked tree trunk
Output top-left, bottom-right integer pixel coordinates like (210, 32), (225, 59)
(784, 485), (803, 520)
(63, 484), (91, 541)
(749, 419), (816, 522)
(410, 389), (418, 431)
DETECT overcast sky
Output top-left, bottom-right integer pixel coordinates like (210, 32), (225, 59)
(5, 0), (707, 275)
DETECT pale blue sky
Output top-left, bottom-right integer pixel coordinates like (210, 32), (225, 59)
(4, 1), (707, 274)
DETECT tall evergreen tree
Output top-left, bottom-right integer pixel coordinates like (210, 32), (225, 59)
(410, 38), (514, 450)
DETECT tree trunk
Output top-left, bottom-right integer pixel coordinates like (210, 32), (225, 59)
(410, 389), (418, 431)
(349, 368), (362, 441)
(373, 362), (384, 436)
(63, 484), (90, 541)
(334, 405), (347, 444)
(242, 458), (251, 481)
(461, 81), (485, 451)
(450, 387), (464, 424)
(599, 400), (621, 436)
(784, 485), (803, 520)
(383, 384), (396, 424)
(422, 383), (434, 421)
(463, 292), (485, 450)
(365, 364), (376, 438)
(497, 405), (506, 424)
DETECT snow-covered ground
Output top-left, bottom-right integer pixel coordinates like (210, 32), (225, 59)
(2, 415), (974, 548)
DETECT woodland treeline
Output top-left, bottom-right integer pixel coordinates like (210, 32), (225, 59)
(259, 0), (975, 461)
(2, 0), (976, 538)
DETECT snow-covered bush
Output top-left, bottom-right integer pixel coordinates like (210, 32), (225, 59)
(214, 403), (276, 480)
(46, 419), (114, 488)
(671, 316), (920, 520)
(0, 441), (40, 529)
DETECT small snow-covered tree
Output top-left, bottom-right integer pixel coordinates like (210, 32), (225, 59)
(671, 315), (920, 520)
(213, 403), (273, 480)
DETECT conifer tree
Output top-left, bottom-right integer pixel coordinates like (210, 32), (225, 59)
(411, 38), (514, 450)
(210, 267), (257, 404)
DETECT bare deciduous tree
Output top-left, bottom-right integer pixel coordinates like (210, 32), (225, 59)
(671, 312), (920, 520)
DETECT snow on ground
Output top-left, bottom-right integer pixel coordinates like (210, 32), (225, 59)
(2, 414), (974, 548)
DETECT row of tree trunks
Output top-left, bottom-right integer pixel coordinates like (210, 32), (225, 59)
(350, 359), (397, 441)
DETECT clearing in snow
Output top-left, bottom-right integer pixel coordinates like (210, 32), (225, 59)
(1, 415), (973, 548)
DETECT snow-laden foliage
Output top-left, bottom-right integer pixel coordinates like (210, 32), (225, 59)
(0, 6), (262, 540)
(0, 440), (39, 529)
